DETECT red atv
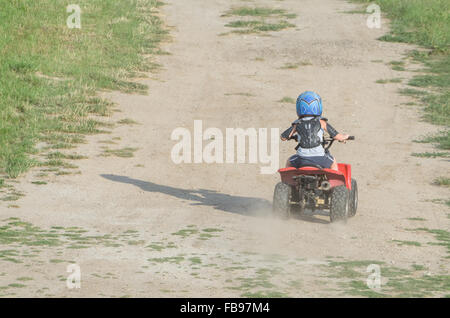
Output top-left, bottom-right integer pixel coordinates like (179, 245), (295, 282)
(273, 137), (357, 223)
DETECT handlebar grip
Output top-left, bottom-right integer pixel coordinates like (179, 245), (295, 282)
(347, 136), (355, 140)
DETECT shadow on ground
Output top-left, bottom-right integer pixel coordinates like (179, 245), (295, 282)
(101, 174), (272, 216)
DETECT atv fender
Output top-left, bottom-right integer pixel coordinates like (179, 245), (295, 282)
(278, 164), (352, 190)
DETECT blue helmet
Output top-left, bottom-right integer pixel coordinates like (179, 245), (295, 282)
(296, 91), (323, 117)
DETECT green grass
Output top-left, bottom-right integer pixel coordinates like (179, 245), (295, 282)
(49, 259), (66, 264)
(278, 97), (295, 104)
(226, 267), (288, 297)
(225, 7), (295, 18)
(117, 118), (139, 125)
(31, 181), (47, 185)
(41, 159), (78, 169)
(414, 131), (450, 150)
(433, 177), (450, 187)
(225, 20), (294, 34)
(412, 264), (426, 271)
(197, 228), (223, 241)
(399, 88), (427, 97)
(0, 191), (24, 202)
(225, 20), (263, 28)
(188, 257), (202, 265)
(171, 228), (199, 238)
(426, 199), (450, 208)
(223, 6), (296, 34)
(392, 65), (406, 71)
(326, 259), (449, 297)
(326, 260), (384, 280)
(146, 241), (176, 251)
(101, 147), (138, 158)
(376, 78), (402, 84)
(343, 9), (367, 14)
(389, 60), (406, 71)
(393, 240), (422, 247)
(279, 63), (299, 70)
(412, 227), (450, 256)
(351, 0), (450, 155)
(47, 152), (87, 160)
(386, 274), (450, 297)
(202, 228), (223, 233)
(0, 218), (141, 264)
(148, 256), (185, 264)
(351, 1), (449, 51)
(0, 0), (166, 178)
(253, 21), (295, 32)
(407, 217), (426, 221)
(411, 152), (450, 158)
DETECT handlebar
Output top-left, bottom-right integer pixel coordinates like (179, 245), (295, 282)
(323, 135), (355, 142)
(290, 134), (355, 151)
(323, 135), (355, 151)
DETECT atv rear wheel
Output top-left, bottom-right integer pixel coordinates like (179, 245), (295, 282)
(273, 182), (292, 219)
(349, 178), (358, 217)
(330, 185), (349, 223)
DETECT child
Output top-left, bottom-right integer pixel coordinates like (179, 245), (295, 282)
(280, 91), (349, 171)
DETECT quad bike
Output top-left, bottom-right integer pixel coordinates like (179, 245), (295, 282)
(273, 136), (357, 223)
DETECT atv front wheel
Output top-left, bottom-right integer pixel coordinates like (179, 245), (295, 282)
(349, 179), (358, 217)
(273, 182), (292, 219)
(330, 185), (349, 223)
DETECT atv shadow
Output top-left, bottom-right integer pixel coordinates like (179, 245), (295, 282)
(101, 174), (271, 217)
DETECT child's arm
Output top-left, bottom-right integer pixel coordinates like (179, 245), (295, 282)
(280, 126), (298, 141)
(320, 119), (349, 142)
(280, 120), (300, 141)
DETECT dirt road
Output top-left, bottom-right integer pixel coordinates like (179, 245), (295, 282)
(1, 0), (448, 297)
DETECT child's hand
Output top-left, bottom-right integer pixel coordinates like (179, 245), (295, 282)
(335, 134), (349, 143)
